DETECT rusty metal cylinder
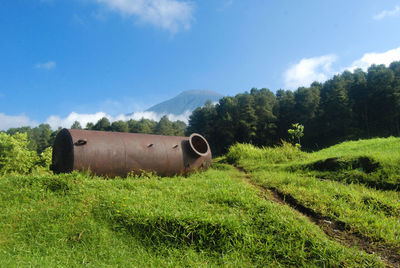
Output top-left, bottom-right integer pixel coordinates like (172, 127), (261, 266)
(51, 129), (212, 177)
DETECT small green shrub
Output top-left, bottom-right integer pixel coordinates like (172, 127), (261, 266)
(38, 147), (52, 170)
(0, 132), (38, 175)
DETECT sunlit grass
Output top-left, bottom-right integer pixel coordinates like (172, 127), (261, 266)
(0, 166), (381, 266)
(227, 137), (400, 251)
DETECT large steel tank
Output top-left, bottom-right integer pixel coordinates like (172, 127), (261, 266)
(50, 129), (212, 177)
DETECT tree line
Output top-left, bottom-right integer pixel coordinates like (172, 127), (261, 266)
(186, 62), (400, 155)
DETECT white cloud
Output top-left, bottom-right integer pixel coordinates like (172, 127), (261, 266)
(283, 46), (400, 89)
(45, 110), (192, 129)
(284, 55), (337, 89)
(373, 5), (400, 20)
(120, 110), (192, 122)
(0, 113), (38, 131)
(94, 0), (194, 32)
(45, 112), (110, 129)
(346, 47), (400, 71)
(35, 61), (56, 70)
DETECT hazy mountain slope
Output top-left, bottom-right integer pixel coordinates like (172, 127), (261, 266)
(146, 90), (223, 115)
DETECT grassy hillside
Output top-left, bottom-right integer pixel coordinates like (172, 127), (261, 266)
(1, 137), (399, 267)
(227, 137), (400, 267)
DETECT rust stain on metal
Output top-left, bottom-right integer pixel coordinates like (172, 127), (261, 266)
(51, 129), (212, 177)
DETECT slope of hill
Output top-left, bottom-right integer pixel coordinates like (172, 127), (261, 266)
(146, 90), (223, 115)
(1, 137), (400, 266)
(226, 137), (400, 266)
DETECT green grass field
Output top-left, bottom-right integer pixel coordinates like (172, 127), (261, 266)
(226, 137), (400, 267)
(1, 137), (399, 267)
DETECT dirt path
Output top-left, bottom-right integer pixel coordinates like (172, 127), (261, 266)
(235, 165), (400, 268)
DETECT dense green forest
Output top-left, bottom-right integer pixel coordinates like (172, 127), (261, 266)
(188, 61), (400, 154)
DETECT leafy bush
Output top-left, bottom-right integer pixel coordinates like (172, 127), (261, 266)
(38, 147), (52, 170)
(0, 132), (38, 175)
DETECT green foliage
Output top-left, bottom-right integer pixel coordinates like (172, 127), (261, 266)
(111, 120), (129, 132)
(0, 133), (53, 176)
(86, 122), (94, 130)
(38, 147), (53, 170)
(70, 121), (82, 129)
(0, 132), (38, 175)
(288, 123), (304, 147)
(6, 123), (54, 153)
(93, 117), (111, 131)
(85, 117), (187, 136)
(188, 88), (278, 155)
(155, 116), (176, 135)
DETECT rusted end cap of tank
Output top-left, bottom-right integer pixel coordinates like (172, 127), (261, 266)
(188, 133), (211, 157)
(50, 128), (74, 174)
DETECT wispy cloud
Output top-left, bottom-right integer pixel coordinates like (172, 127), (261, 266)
(93, 0), (194, 32)
(0, 113), (38, 131)
(35, 61), (56, 70)
(45, 110), (192, 129)
(283, 46), (400, 89)
(217, 0), (233, 11)
(46, 112), (110, 130)
(346, 47), (400, 71)
(284, 55), (337, 89)
(373, 5), (400, 20)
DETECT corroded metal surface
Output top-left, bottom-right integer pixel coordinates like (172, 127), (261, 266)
(51, 129), (212, 177)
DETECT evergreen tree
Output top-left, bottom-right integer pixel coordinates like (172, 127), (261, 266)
(111, 120), (129, 132)
(251, 88), (277, 146)
(93, 117), (111, 131)
(71, 121), (82, 129)
(155, 116), (175, 136)
(276, 89), (296, 141)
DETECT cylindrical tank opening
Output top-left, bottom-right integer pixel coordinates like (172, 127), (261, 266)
(51, 128), (74, 174)
(189, 133), (210, 157)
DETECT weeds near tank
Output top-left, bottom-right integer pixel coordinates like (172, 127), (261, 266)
(127, 170), (160, 179)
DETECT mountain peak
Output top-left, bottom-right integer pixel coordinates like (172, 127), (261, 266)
(177, 90), (223, 97)
(146, 90), (223, 115)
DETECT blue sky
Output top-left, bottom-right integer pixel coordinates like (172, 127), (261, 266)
(1, 0), (400, 130)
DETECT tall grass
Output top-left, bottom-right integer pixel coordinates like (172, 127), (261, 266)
(0, 167), (381, 266)
(226, 141), (307, 165)
(227, 137), (400, 252)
